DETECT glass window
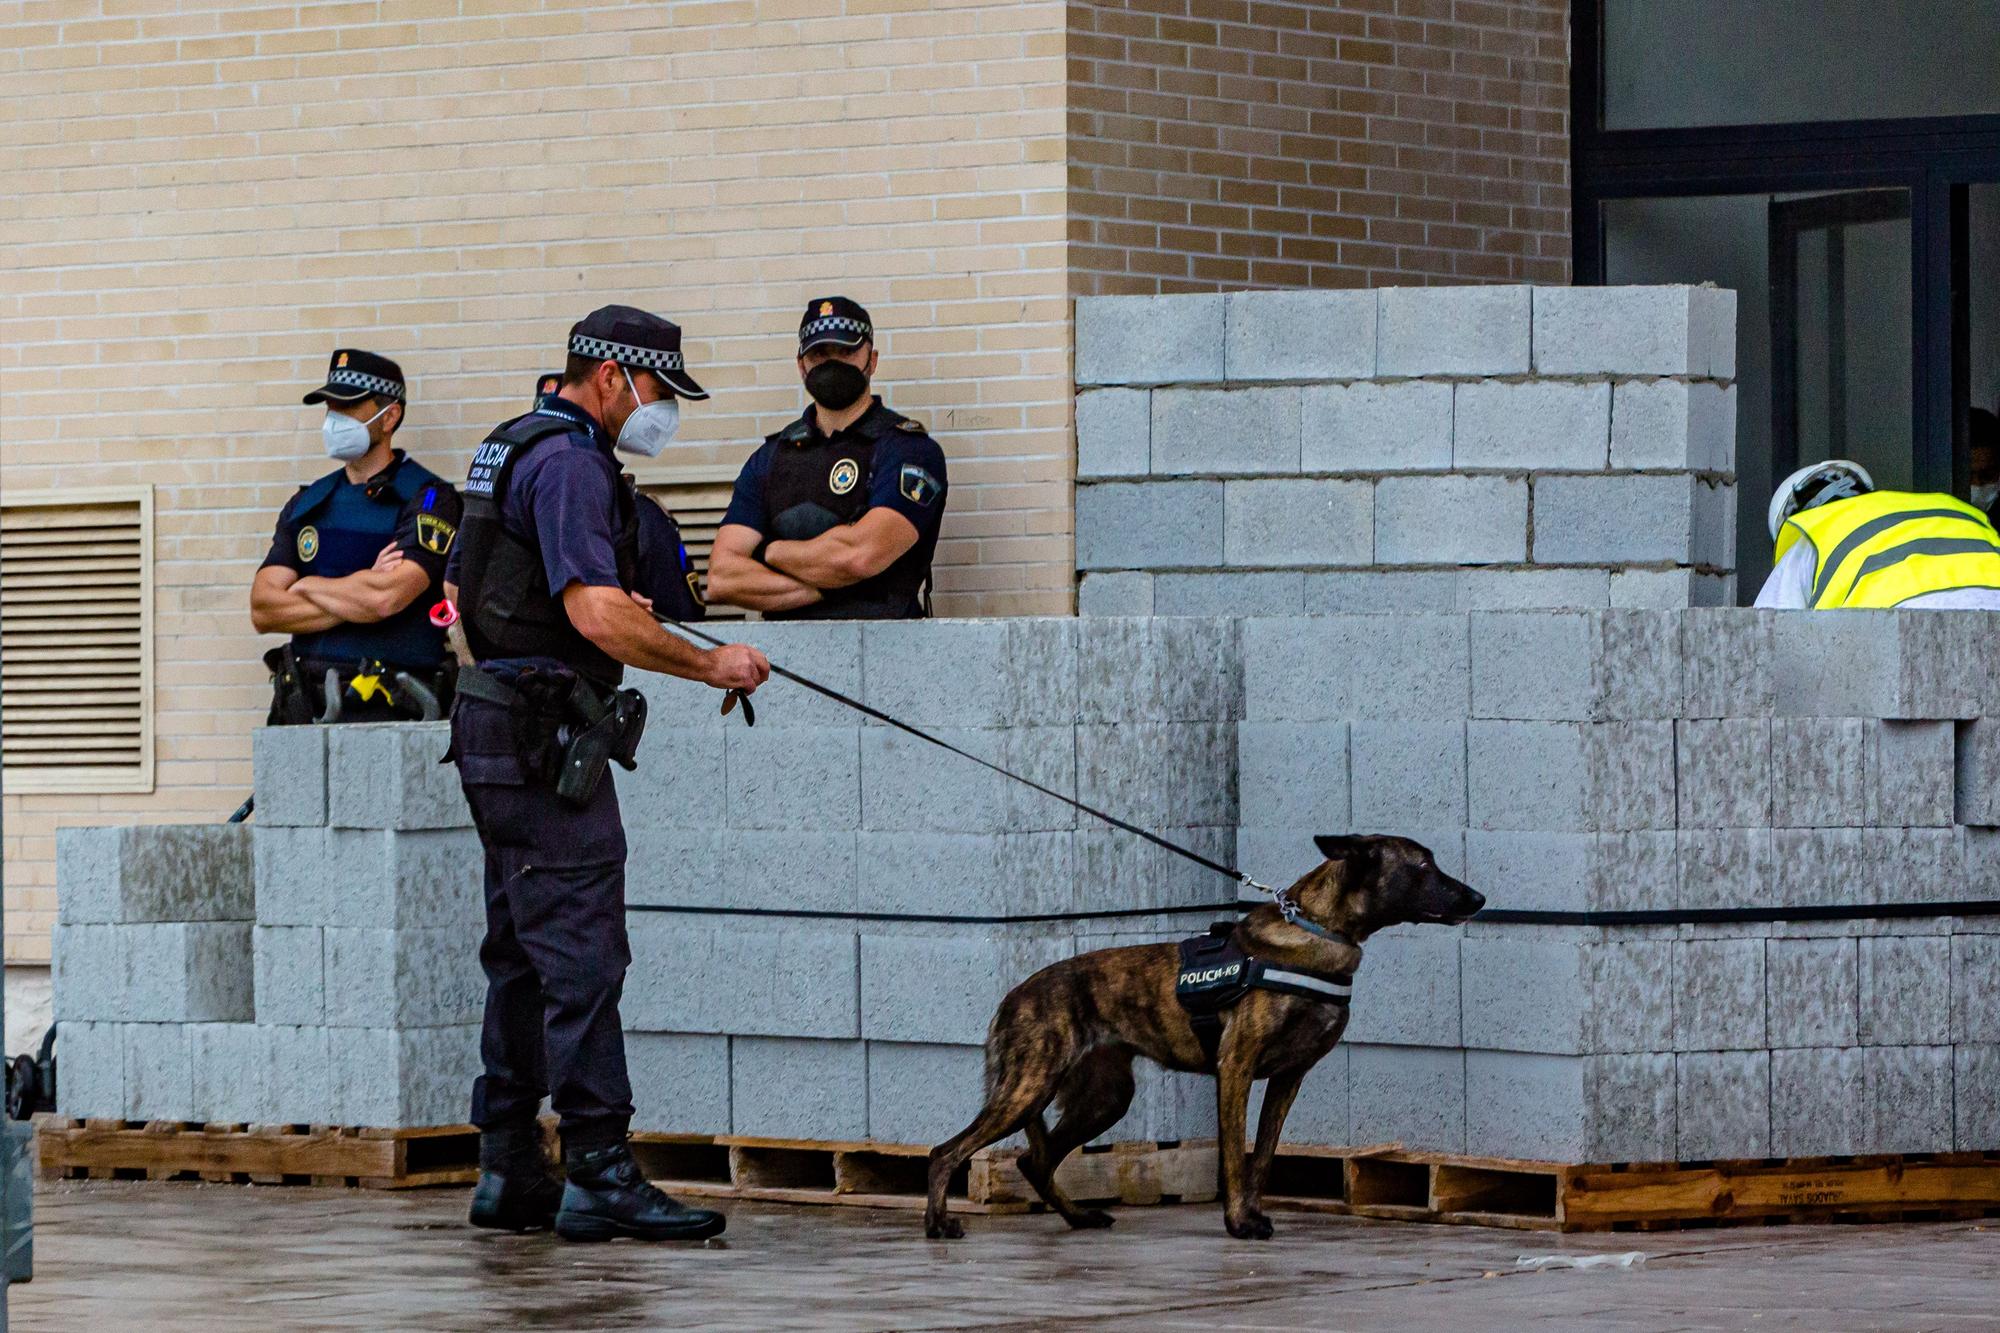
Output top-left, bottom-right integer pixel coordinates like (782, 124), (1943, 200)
(1604, 1), (2000, 130)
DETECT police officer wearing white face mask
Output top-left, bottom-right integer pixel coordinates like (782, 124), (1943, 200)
(250, 348), (463, 724)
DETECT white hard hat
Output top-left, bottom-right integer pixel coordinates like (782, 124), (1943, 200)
(1768, 459), (1875, 541)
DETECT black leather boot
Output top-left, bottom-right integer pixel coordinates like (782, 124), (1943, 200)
(555, 1142), (727, 1242)
(469, 1126), (563, 1233)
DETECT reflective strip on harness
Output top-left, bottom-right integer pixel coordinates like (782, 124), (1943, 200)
(1253, 965), (1352, 1003)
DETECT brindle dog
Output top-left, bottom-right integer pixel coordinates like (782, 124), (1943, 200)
(923, 834), (1483, 1241)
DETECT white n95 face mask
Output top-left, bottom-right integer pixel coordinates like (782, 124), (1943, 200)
(615, 366), (680, 458)
(323, 402), (390, 461)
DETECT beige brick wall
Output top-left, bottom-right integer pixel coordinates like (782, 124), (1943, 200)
(0, 0), (1074, 962)
(1067, 0), (1570, 294)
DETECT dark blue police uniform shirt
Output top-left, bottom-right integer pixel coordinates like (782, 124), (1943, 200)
(722, 400), (949, 556)
(632, 495), (705, 621)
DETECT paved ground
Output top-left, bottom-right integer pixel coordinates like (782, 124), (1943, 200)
(12, 1180), (2000, 1331)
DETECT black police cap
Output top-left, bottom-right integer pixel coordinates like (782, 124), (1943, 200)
(303, 348), (406, 405)
(799, 296), (872, 354)
(568, 305), (708, 400)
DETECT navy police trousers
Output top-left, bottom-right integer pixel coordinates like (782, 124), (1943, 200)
(450, 697), (634, 1151)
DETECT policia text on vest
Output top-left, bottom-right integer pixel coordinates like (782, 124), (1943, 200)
(1762, 492), (2000, 610)
(250, 349), (463, 724)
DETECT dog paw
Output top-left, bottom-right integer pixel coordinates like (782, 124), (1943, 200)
(1225, 1210), (1274, 1240)
(1067, 1208), (1115, 1230)
(924, 1213), (965, 1240)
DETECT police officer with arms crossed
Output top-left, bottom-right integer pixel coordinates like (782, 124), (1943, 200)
(250, 349), (461, 723)
(704, 297), (948, 617)
(444, 307), (769, 1242)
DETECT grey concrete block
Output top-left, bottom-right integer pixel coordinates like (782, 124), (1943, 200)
(1300, 380), (1452, 472)
(1869, 828), (1961, 905)
(54, 1021), (123, 1119)
(1470, 611), (1595, 721)
(1076, 292), (1225, 386)
(1350, 722), (1464, 827)
(1533, 285), (1730, 377)
(1248, 1046), (1345, 1146)
(1467, 830), (1677, 914)
(1347, 1043), (1465, 1152)
(1244, 615), (1467, 722)
(866, 619), (1078, 728)
(1373, 474), (1527, 566)
(625, 919), (859, 1039)
(56, 824), (253, 924)
(268, 1025), (334, 1125)
(1953, 934), (2000, 1042)
(866, 1042), (987, 1146)
(1452, 380), (1610, 471)
(722, 621), (867, 730)
(1075, 825), (1240, 913)
(1678, 828), (1771, 911)
(1531, 473), (1703, 565)
(1151, 571), (1302, 616)
(1224, 288), (1377, 382)
(1865, 721), (1954, 827)
(1610, 379), (1735, 471)
(1075, 387), (1150, 478)
(1769, 717), (1864, 827)
(627, 828), (852, 914)
(51, 924), (121, 1022)
(253, 826), (328, 927)
(862, 726), (1074, 834)
(252, 725), (328, 827)
(1468, 721), (1675, 832)
(1770, 827), (1869, 910)
(334, 828), (486, 931)
(1766, 937), (1858, 1048)
(617, 727), (728, 815)
(731, 1037), (867, 1140)
(1676, 1051), (1770, 1159)
(1222, 478), (1372, 567)
(1610, 567), (1733, 609)
(1770, 1047), (1866, 1156)
(330, 1025), (480, 1128)
(323, 927), (484, 1029)
(627, 1033), (731, 1136)
(123, 1022), (194, 1121)
(1676, 718), (1771, 828)
(1075, 480), (1225, 570)
(1584, 941), (1675, 1053)
(1859, 936), (1950, 1045)
(728, 727), (861, 832)
(1598, 610), (1685, 720)
(1456, 568), (1611, 610)
(191, 1023), (271, 1124)
(1078, 616), (1237, 724)
(1956, 718), (2000, 825)
(1695, 286), (1739, 380)
(253, 925), (324, 1027)
(1465, 1051), (1586, 1161)
(1376, 285), (1530, 376)
(856, 832), (1072, 917)
(1774, 612), (1981, 721)
(1587, 1052), (1677, 1162)
(1861, 1044), (1952, 1154)
(1303, 570), (1459, 613)
(121, 923), (255, 1023)
(1672, 937), (1766, 1050)
(327, 723), (468, 830)
(1954, 1045), (2000, 1149)
(1682, 609), (1773, 718)
(1344, 927), (1462, 1047)
(1078, 571), (1155, 617)
(1153, 386), (1301, 477)
(1077, 722), (1235, 827)
(859, 933), (1072, 1046)
(1460, 937), (1583, 1054)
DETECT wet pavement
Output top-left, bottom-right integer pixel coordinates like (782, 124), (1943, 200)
(13, 1179), (2000, 1331)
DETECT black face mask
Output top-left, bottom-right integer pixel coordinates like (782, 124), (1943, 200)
(805, 359), (869, 412)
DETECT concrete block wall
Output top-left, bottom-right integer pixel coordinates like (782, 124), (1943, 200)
(1075, 287), (1739, 619)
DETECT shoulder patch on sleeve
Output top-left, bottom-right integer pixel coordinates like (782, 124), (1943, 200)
(898, 463), (942, 508)
(895, 417), (927, 433)
(417, 512), (457, 555)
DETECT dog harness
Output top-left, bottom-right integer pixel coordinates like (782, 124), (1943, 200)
(1175, 922), (1353, 1065)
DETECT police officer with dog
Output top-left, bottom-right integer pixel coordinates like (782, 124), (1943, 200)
(704, 296), (948, 617)
(444, 307), (768, 1242)
(250, 349), (461, 724)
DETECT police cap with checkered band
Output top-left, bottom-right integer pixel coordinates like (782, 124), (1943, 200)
(302, 348), (406, 405)
(798, 295), (873, 355)
(567, 304), (708, 400)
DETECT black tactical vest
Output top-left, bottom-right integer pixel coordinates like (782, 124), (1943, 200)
(454, 413), (639, 685)
(761, 406), (931, 621)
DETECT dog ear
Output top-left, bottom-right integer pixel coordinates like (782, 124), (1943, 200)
(1313, 834), (1374, 862)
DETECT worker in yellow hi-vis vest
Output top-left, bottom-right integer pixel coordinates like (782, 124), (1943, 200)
(1757, 459), (2000, 609)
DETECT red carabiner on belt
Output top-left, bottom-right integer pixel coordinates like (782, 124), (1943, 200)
(429, 599), (459, 628)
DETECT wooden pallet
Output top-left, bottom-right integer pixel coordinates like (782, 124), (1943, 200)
(37, 1118), (481, 1189)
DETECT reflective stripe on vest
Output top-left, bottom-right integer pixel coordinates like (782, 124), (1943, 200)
(1774, 491), (2000, 608)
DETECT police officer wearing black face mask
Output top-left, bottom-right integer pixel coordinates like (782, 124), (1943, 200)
(250, 349), (462, 723)
(443, 308), (769, 1243)
(705, 296), (949, 617)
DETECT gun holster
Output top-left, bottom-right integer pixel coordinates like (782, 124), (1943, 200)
(553, 679), (648, 808)
(263, 645), (319, 726)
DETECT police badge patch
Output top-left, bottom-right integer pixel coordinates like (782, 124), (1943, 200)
(899, 464), (940, 507)
(297, 525), (319, 562)
(417, 513), (456, 555)
(829, 458), (860, 495)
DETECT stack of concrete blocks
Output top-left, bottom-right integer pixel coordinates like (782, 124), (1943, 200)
(619, 617), (1244, 1147)
(53, 724), (484, 1128)
(1075, 285), (1738, 619)
(1235, 606), (2000, 1162)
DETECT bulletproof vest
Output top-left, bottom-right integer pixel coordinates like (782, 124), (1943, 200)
(1174, 922), (1353, 1066)
(287, 453), (449, 670)
(761, 409), (931, 621)
(454, 413), (640, 685)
